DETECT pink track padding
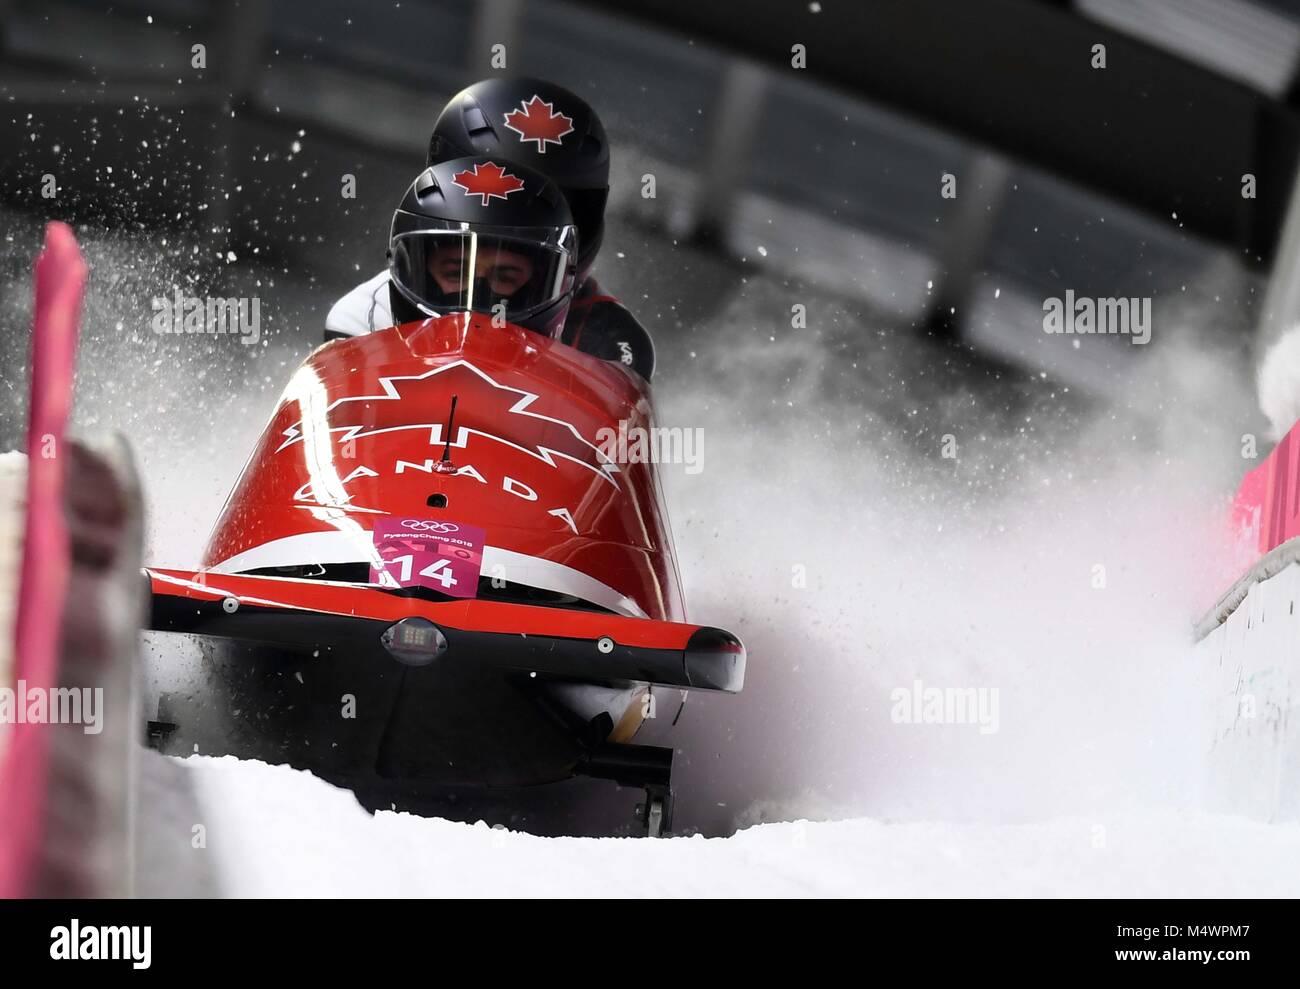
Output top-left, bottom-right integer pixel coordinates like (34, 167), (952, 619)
(1233, 428), (1300, 560)
(0, 222), (86, 898)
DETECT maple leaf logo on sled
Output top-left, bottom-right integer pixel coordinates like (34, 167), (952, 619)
(502, 95), (575, 153)
(275, 360), (622, 488)
(451, 161), (526, 205)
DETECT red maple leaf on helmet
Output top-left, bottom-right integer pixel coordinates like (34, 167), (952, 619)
(450, 161), (526, 205)
(502, 95), (575, 153)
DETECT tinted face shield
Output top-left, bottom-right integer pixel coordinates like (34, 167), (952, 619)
(390, 222), (577, 333)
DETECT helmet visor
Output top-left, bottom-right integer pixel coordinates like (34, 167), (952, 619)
(390, 224), (576, 321)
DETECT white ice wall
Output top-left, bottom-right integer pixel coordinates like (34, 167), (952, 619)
(1196, 555), (1300, 821)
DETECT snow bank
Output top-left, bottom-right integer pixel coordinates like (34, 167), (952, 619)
(172, 755), (1300, 897)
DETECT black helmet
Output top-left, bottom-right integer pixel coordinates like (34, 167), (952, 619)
(388, 156), (578, 338)
(428, 78), (609, 282)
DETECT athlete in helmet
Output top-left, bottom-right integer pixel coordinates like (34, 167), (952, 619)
(387, 156), (578, 338)
(325, 77), (655, 380)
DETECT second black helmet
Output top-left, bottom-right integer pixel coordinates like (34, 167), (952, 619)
(428, 78), (609, 282)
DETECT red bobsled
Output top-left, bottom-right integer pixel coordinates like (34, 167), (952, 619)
(145, 312), (744, 834)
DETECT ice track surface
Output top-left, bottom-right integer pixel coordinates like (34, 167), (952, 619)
(144, 754), (1300, 898)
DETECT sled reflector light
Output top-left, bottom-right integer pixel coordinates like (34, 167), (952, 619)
(683, 627), (746, 692)
(380, 617), (448, 667)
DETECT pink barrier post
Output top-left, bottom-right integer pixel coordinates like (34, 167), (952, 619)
(0, 222), (87, 898)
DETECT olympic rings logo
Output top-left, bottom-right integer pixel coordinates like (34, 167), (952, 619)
(400, 519), (461, 533)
